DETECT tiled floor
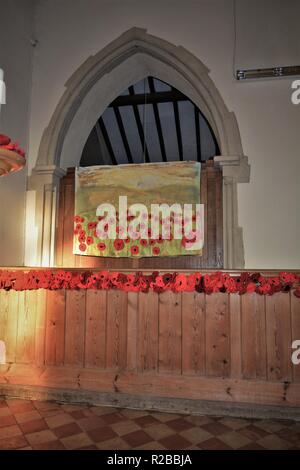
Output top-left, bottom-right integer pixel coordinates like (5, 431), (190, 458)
(0, 399), (299, 450)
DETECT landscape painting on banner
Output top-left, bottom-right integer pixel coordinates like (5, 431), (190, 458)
(73, 161), (202, 258)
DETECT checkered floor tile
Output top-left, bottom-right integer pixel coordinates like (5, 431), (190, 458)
(0, 399), (299, 450)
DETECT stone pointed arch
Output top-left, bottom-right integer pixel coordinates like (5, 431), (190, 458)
(28, 27), (250, 268)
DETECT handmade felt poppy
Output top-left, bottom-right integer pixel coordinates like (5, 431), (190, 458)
(74, 215), (84, 223)
(114, 239), (125, 251)
(97, 242), (106, 251)
(86, 236), (94, 245)
(87, 222), (97, 230)
(131, 245), (139, 255)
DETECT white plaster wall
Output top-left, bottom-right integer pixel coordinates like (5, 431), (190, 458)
(5, 0), (300, 268)
(0, 0), (36, 265)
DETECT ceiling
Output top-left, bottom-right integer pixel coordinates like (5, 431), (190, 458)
(80, 77), (220, 166)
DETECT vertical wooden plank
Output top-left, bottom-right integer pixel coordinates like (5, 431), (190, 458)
(158, 291), (182, 374)
(65, 290), (86, 366)
(106, 290), (128, 369)
(241, 294), (267, 379)
(85, 290), (107, 368)
(16, 291), (37, 364)
(266, 293), (292, 382)
(182, 292), (205, 375)
(138, 292), (159, 372)
(205, 293), (230, 377)
(291, 292), (300, 382)
(127, 292), (138, 371)
(0, 291), (9, 342)
(229, 294), (242, 378)
(0, 291), (19, 363)
(45, 290), (66, 366)
(34, 290), (47, 366)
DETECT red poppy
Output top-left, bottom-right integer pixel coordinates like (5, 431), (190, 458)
(78, 233), (86, 243)
(152, 246), (160, 255)
(150, 239), (156, 245)
(181, 236), (196, 248)
(79, 243), (87, 252)
(114, 239), (125, 251)
(140, 239), (148, 246)
(125, 237), (130, 243)
(75, 223), (82, 231)
(97, 242), (106, 251)
(158, 235), (163, 244)
(0, 134), (11, 146)
(86, 236), (94, 245)
(246, 282), (257, 293)
(131, 245), (139, 255)
(173, 274), (187, 291)
(88, 222), (97, 230)
(74, 215), (84, 223)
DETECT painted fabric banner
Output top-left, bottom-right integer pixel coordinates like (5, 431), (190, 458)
(73, 162), (202, 258)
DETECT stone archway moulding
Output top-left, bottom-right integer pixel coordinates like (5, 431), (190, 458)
(28, 27), (250, 268)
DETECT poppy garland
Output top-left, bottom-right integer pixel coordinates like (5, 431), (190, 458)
(0, 270), (299, 297)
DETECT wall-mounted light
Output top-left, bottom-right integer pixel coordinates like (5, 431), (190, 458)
(236, 65), (300, 80)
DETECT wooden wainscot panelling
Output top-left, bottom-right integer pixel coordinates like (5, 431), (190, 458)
(205, 293), (230, 377)
(16, 291), (37, 364)
(241, 293), (267, 380)
(182, 292), (205, 375)
(45, 290), (66, 366)
(138, 292), (159, 372)
(34, 290), (47, 366)
(158, 291), (182, 374)
(266, 293), (292, 382)
(229, 293), (242, 378)
(0, 290), (19, 364)
(65, 290), (86, 366)
(1, 274), (300, 414)
(126, 292), (138, 370)
(2, 365), (300, 408)
(106, 290), (128, 369)
(85, 290), (107, 368)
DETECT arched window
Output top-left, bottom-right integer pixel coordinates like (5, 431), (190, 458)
(80, 77), (220, 166)
(56, 77), (223, 269)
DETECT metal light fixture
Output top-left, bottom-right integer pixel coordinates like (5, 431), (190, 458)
(236, 65), (300, 80)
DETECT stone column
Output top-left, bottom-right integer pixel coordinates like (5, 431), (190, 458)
(26, 165), (66, 266)
(214, 155), (250, 269)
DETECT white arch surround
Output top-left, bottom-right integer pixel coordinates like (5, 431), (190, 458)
(28, 27), (250, 268)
